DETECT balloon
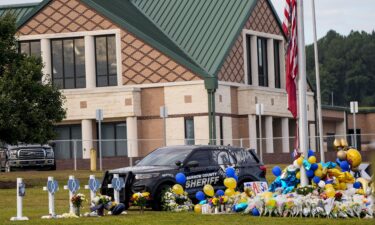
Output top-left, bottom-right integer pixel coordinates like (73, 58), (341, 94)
(308, 149), (315, 157)
(203, 184), (214, 197)
(346, 149), (362, 168)
(233, 175), (239, 181)
(216, 189), (225, 197)
(272, 166), (282, 176)
(339, 160), (350, 172)
(339, 182), (347, 190)
(353, 182), (362, 189)
(308, 156), (317, 164)
(172, 184), (184, 195)
(262, 192), (273, 199)
(318, 180), (325, 188)
(306, 169), (314, 178)
(195, 191), (205, 201)
(340, 138), (348, 147)
(318, 163), (323, 170)
(314, 169), (323, 178)
(224, 188), (235, 197)
(225, 167), (236, 178)
(224, 178), (237, 189)
(252, 208), (260, 216)
(356, 178), (369, 193)
(296, 171), (301, 179)
(175, 173), (186, 185)
(333, 139), (340, 150)
(194, 204), (202, 213)
(313, 176), (321, 184)
(310, 163), (318, 171)
(325, 184), (334, 190)
(266, 199), (276, 208)
(297, 157), (304, 166)
(326, 188), (335, 198)
(337, 150), (347, 160)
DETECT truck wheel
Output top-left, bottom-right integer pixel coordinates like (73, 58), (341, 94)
(5, 161), (12, 173)
(151, 184), (172, 211)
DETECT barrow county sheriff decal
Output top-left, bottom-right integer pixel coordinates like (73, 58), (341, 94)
(185, 172), (220, 188)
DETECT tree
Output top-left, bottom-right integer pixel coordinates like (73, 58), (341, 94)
(0, 14), (66, 145)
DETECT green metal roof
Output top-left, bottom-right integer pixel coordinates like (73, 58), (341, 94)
(131, 0), (257, 76)
(0, 3), (38, 24)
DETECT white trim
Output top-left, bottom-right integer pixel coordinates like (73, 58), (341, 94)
(124, 80), (205, 89)
(242, 31), (249, 85)
(243, 29), (284, 41)
(115, 31), (122, 87)
(17, 29), (121, 40)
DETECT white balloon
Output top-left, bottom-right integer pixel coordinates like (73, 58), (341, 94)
(318, 180), (325, 188)
(293, 160), (300, 168)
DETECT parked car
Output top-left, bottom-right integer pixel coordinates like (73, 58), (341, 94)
(0, 144), (56, 172)
(101, 145), (266, 210)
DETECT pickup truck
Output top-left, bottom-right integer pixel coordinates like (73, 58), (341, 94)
(0, 144), (56, 172)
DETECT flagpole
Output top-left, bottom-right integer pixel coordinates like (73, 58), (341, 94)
(296, 0), (309, 187)
(311, 0), (325, 163)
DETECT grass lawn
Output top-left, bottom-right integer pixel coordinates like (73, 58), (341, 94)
(0, 169), (373, 225)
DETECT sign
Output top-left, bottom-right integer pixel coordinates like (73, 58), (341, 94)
(244, 181), (268, 194)
(88, 178), (101, 193)
(47, 180), (59, 194)
(18, 182), (26, 197)
(160, 106), (168, 118)
(111, 177), (125, 192)
(67, 179), (80, 193)
(350, 101), (358, 113)
(96, 109), (103, 121)
(351, 163), (372, 180)
(256, 103), (264, 115)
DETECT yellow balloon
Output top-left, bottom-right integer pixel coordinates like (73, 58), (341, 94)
(333, 139), (340, 150)
(308, 156), (317, 164)
(296, 172), (301, 179)
(325, 184), (334, 190)
(346, 148), (362, 168)
(340, 138), (348, 147)
(297, 157), (304, 166)
(203, 184), (214, 197)
(194, 204), (202, 213)
(339, 182), (347, 190)
(266, 199), (276, 208)
(224, 178), (237, 189)
(224, 188), (235, 197)
(326, 188), (335, 198)
(262, 191), (273, 199)
(318, 163), (323, 170)
(172, 184), (184, 195)
(314, 169), (323, 178)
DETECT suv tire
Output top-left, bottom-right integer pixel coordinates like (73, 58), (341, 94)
(151, 183), (172, 211)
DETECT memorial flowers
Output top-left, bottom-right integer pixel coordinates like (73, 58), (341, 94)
(131, 192), (150, 213)
(71, 193), (86, 216)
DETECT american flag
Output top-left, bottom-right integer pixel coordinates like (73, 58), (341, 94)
(283, 0), (298, 118)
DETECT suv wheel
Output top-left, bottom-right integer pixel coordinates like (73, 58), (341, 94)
(5, 161), (12, 173)
(151, 183), (172, 211)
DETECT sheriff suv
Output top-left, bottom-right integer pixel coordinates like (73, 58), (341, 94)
(0, 144), (56, 172)
(101, 145), (266, 210)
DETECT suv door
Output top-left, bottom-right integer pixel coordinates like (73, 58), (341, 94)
(210, 149), (237, 190)
(183, 149), (220, 195)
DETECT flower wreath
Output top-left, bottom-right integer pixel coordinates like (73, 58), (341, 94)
(161, 188), (193, 212)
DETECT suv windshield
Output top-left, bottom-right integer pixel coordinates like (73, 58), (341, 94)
(136, 147), (193, 166)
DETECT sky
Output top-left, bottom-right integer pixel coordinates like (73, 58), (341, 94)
(1, 0), (374, 44)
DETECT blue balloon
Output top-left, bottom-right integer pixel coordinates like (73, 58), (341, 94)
(235, 203), (248, 212)
(308, 149), (315, 157)
(313, 176), (321, 184)
(272, 166), (282, 177)
(196, 191), (206, 201)
(353, 182), (362, 189)
(216, 189), (225, 197)
(226, 167), (236, 178)
(340, 160), (350, 172)
(233, 175), (239, 182)
(310, 163), (318, 171)
(306, 169), (315, 178)
(252, 208), (260, 216)
(175, 173), (186, 185)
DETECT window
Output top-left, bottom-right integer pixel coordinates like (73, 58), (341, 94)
(245, 35), (252, 85)
(100, 122), (127, 157)
(274, 40), (281, 88)
(186, 150), (210, 167)
(51, 38), (86, 89)
(19, 40), (41, 57)
(257, 37), (268, 87)
(54, 125), (82, 159)
(185, 118), (195, 145)
(95, 35), (117, 87)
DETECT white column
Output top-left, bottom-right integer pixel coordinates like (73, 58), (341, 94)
(40, 38), (51, 85)
(126, 117), (138, 157)
(82, 119), (93, 159)
(84, 36), (96, 89)
(223, 117), (233, 146)
(115, 31), (122, 86)
(267, 39), (275, 88)
(310, 123), (317, 151)
(281, 118), (290, 153)
(265, 116), (274, 153)
(248, 115), (257, 150)
(280, 40), (286, 89)
(250, 36), (259, 86)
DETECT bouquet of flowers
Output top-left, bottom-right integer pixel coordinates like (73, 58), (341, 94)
(91, 195), (112, 216)
(131, 192), (150, 213)
(71, 193), (86, 216)
(161, 188), (193, 212)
